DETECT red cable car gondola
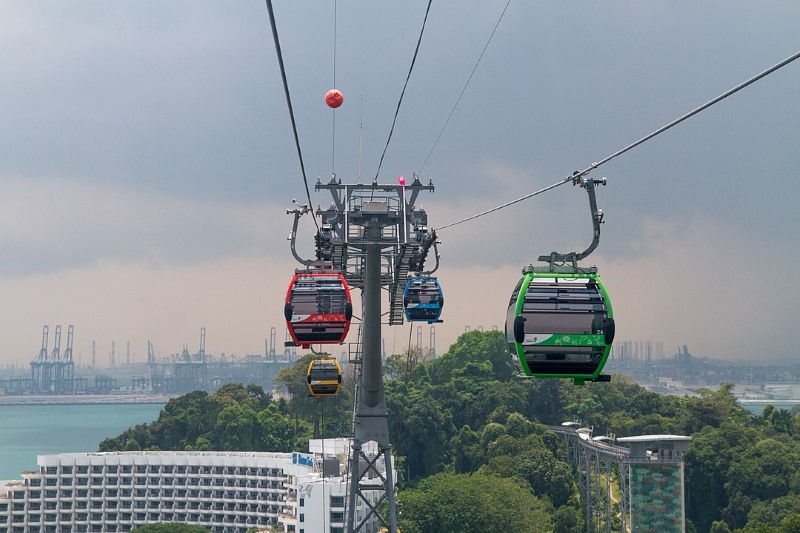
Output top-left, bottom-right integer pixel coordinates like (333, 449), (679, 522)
(284, 271), (353, 349)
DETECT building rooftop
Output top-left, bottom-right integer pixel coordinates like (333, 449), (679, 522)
(617, 435), (692, 443)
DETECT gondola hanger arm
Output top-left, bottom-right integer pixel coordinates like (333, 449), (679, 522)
(537, 175), (607, 268)
(287, 199), (320, 268)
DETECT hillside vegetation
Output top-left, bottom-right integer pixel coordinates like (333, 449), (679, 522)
(102, 331), (800, 533)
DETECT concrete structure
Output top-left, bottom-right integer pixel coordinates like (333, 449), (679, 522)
(617, 435), (692, 533)
(552, 425), (692, 533)
(0, 438), (387, 533)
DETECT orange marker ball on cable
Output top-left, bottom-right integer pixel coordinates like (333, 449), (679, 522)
(325, 89), (344, 109)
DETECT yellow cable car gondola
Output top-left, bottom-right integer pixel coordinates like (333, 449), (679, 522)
(307, 358), (342, 397)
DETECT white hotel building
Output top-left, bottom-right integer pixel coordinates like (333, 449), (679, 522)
(0, 439), (387, 533)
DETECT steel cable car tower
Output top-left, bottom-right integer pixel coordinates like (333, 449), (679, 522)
(288, 175), (435, 533)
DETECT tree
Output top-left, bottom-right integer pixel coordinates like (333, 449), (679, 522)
(679, 383), (751, 434)
(480, 434), (575, 507)
(710, 521), (732, 533)
(387, 381), (455, 481)
(257, 402), (311, 452)
(747, 494), (800, 528)
(398, 472), (554, 533)
(451, 425), (482, 474)
(684, 422), (760, 531)
(723, 438), (800, 528)
(211, 403), (258, 450)
(428, 330), (515, 384)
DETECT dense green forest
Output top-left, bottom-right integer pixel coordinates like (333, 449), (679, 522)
(101, 331), (800, 533)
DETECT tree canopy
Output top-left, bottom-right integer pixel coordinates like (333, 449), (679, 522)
(102, 330), (800, 533)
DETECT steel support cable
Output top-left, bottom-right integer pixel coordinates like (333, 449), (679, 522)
(331, 0), (338, 175)
(265, 0), (319, 231)
(374, 0), (434, 182)
(418, 0), (512, 175)
(436, 48), (800, 232)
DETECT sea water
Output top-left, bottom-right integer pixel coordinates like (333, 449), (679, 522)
(0, 402), (164, 481)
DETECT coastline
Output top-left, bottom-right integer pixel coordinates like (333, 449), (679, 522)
(0, 394), (173, 405)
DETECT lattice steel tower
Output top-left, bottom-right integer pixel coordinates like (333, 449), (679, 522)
(287, 175), (435, 533)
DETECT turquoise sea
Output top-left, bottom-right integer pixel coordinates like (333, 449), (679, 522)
(0, 402), (164, 481)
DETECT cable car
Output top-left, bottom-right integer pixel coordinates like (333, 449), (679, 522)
(284, 271), (353, 349)
(506, 268), (615, 384)
(307, 358), (342, 397)
(403, 276), (444, 323)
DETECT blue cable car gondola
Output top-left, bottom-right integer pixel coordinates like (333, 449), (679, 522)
(284, 271), (353, 349)
(403, 277), (444, 323)
(307, 358), (342, 397)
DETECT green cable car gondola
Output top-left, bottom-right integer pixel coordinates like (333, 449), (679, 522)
(307, 358), (342, 397)
(506, 175), (615, 384)
(506, 267), (614, 384)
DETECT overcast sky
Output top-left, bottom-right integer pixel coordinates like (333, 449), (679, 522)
(1, 1), (798, 369)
